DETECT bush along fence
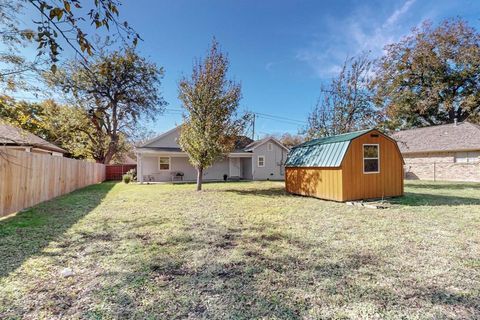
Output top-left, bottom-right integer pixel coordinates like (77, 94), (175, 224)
(0, 149), (105, 217)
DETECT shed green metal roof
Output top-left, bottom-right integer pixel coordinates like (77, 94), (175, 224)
(285, 129), (373, 168)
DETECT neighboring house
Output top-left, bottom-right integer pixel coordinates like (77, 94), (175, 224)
(135, 126), (289, 182)
(0, 123), (66, 156)
(285, 129), (404, 201)
(391, 121), (480, 182)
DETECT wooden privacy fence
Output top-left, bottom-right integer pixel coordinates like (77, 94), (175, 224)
(106, 164), (137, 180)
(0, 149), (105, 217)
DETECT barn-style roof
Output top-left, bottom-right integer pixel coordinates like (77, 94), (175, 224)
(285, 129), (373, 167)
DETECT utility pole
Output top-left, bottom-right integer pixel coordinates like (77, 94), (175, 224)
(251, 113), (256, 140)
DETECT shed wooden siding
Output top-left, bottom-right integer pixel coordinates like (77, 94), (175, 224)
(285, 130), (404, 201)
(285, 167), (343, 201)
(341, 131), (404, 201)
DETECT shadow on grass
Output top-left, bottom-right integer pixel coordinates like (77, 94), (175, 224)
(0, 182), (115, 278)
(390, 192), (480, 206)
(222, 187), (288, 198)
(97, 225), (480, 319)
(95, 227), (382, 319)
(406, 182), (480, 190)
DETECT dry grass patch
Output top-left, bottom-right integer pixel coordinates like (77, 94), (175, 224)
(0, 180), (479, 319)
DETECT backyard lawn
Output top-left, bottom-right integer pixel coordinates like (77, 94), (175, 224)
(1, 180), (479, 319)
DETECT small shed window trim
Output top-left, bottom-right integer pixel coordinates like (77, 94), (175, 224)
(363, 144), (380, 174)
(267, 142), (273, 151)
(258, 155), (265, 167)
(158, 156), (171, 171)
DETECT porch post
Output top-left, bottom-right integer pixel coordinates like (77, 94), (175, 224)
(251, 156), (255, 180)
(137, 153), (143, 183)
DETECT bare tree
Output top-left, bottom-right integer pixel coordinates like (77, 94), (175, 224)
(304, 53), (379, 139)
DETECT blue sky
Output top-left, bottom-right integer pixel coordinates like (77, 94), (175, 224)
(8, 0), (480, 137)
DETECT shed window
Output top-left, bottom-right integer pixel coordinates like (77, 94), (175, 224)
(159, 157), (170, 170)
(363, 145), (379, 173)
(267, 142), (273, 151)
(258, 156), (265, 167)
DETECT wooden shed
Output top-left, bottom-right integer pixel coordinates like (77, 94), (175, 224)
(285, 129), (404, 201)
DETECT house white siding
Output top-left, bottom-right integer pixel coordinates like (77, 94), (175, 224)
(144, 129), (180, 148)
(139, 155), (232, 182)
(136, 126), (289, 182)
(252, 141), (287, 180)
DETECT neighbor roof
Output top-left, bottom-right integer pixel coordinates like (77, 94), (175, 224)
(0, 123), (66, 153)
(234, 136), (254, 151)
(285, 129), (373, 167)
(391, 122), (480, 154)
(244, 136), (289, 151)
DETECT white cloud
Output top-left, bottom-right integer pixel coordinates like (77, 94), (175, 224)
(384, 0), (416, 28)
(296, 0), (420, 78)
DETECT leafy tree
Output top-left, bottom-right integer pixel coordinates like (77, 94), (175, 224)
(373, 19), (480, 129)
(305, 53), (378, 139)
(0, 96), (91, 158)
(178, 40), (246, 191)
(0, 96), (136, 160)
(46, 47), (166, 163)
(0, 0), (139, 89)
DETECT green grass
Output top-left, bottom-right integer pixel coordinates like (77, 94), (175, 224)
(1, 180), (479, 319)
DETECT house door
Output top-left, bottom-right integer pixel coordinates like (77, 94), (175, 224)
(229, 157), (241, 177)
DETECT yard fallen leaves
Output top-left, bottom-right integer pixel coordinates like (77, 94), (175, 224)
(0, 181), (479, 319)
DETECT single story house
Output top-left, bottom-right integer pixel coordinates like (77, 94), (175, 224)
(0, 123), (66, 156)
(285, 129), (404, 201)
(391, 121), (480, 182)
(135, 126), (289, 183)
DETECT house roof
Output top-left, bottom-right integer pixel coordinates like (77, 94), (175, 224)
(0, 123), (66, 153)
(137, 147), (183, 152)
(391, 122), (480, 154)
(110, 154), (137, 165)
(234, 136), (254, 150)
(244, 136), (290, 151)
(285, 129), (374, 168)
(137, 126), (289, 154)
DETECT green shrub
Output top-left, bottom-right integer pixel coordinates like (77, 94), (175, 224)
(126, 168), (137, 180)
(122, 174), (132, 184)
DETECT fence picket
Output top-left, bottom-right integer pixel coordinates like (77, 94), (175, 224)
(0, 149), (106, 217)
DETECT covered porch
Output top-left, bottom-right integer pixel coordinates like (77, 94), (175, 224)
(136, 151), (253, 183)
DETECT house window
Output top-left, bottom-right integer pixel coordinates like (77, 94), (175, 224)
(258, 156), (265, 167)
(159, 157), (170, 170)
(267, 142), (273, 151)
(455, 152), (480, 163)
(363, 144), (379, 173)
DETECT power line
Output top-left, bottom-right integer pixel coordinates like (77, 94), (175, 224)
(252, 112), (307, 125)
(164, 108), (307, 128)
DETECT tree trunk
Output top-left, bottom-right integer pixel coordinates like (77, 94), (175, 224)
(103, 137), (118, 164)
(196, 167), (203, 191)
